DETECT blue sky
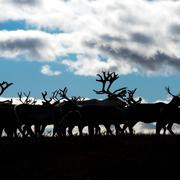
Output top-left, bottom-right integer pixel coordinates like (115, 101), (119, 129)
(0, 0), (179, 104)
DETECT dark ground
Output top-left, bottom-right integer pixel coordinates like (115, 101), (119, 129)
(0, 134), (179, 180)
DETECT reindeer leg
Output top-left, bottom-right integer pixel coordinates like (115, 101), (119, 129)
(17, 125), (25, 137)
(34, 125), (40, 137)
(127, 121), (137, 135)
(88, 125), (94, 136)
(163, 125), (167, 135)
(95, 125), (101, 136)
(156, 122), (162, 135)
(26, 125), (36, 137)
(122, 123), (128, 134)
(78, 125), (83, 136)
(13, 128), (18, 138)
(105, 124), (113, 135)
(53, 124), (62, 137)
(52, 124), (57, 137)
(128, 126), (134, 134)
(4, 128), (14, 138)
(167, 122), (175, 135)
(115, 124), (122, 136)
(68, 126), (73, 136)
(39, 124), (47, 136)
(0, 128), (4, 137)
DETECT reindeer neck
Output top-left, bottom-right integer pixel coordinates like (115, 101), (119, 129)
(168, 97), (180, 106)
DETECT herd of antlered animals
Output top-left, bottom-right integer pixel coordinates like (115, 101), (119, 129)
(0, 71), (179, 137)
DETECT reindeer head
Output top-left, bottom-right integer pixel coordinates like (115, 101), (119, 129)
(18, 91), (37, 105)
(58, 87), (79, 113)
(165, 86), (180, 106)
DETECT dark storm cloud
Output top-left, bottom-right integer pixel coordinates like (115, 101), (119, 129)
(100, 34), (126, 43)
(85, 39), (180, 73)
(0, 38), (45, 59)
(104, 46), (180, 72)
(0, 38), (43, 51)
(100, 32), (154, 45)
(131, 32), (154, 45)
(169, 24), (180, 35)
(83, 39), (97, 48)
(8, 0), (40, 6)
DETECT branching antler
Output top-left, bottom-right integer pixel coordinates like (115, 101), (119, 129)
(58, 87), (71, 101)
(52, 90), (62, 103)
(72, 96), (85, 103)
(93, 71), (127, 99)
(0, 81), (13, 96)
(0, 81), (13, 104)
(42, 90), (64, 105)
(41, 91), (53, 105)
(18, 91), (37, 105)
(126, 88), (142, 105)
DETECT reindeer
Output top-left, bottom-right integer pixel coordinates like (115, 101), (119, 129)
(14, 104), (62, 137)
(60, 71), (129, 136)
(14, 88), (79, 137)
(156, 87), (180, 135)
(0, 81), (18, 137)
(16, 91), (39, 137)
(121, 87), (180, 135)
(76, 72), (143, 135)
(39, 89), (75, 137)
(52, 87), (85, 136)
(90, 71), (128, 135)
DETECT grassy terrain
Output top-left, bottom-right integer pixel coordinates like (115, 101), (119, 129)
(0, 134), (179, 180)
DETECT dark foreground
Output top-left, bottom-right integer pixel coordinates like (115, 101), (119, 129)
(0, 135), (179, 180)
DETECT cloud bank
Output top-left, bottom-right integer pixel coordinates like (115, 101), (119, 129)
(1, 0), (180, 76)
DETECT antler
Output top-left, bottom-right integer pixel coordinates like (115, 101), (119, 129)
(41, 91), (53, 105)
(127, 88), (142, 105)
(93, 71), (127, 99)
(18, 91), (37, 105)
(58, 87), (71, 101)
(165, 86), (175, 97)
(52, 90), (62, 103)
(0, 81), (13, 96)
(71, 96), (85, 103)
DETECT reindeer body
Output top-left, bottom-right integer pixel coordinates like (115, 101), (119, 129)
(122, 91), (180, 135)
(156, 95), (180, 135)
(0, 104), (18, 137)
(122, 102), (166, 134)
(14, 104), (63, 137)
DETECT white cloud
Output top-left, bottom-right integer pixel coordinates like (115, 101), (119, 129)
(40, 64), (61, 76)
(0, 30), (62, 61)
(1, 0), (180, 76)
(62, 54), (119, 76)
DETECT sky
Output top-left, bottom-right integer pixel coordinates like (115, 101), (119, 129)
(0, 0), (180, 133)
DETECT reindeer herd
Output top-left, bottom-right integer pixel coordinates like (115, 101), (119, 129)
(0, 71), (179, 138)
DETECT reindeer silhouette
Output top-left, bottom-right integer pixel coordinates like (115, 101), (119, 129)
(156, 87), (180, 135)
(121, 87), (180, 135)
(61, 71), (129, 136)
(0, 81), (18, 137)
